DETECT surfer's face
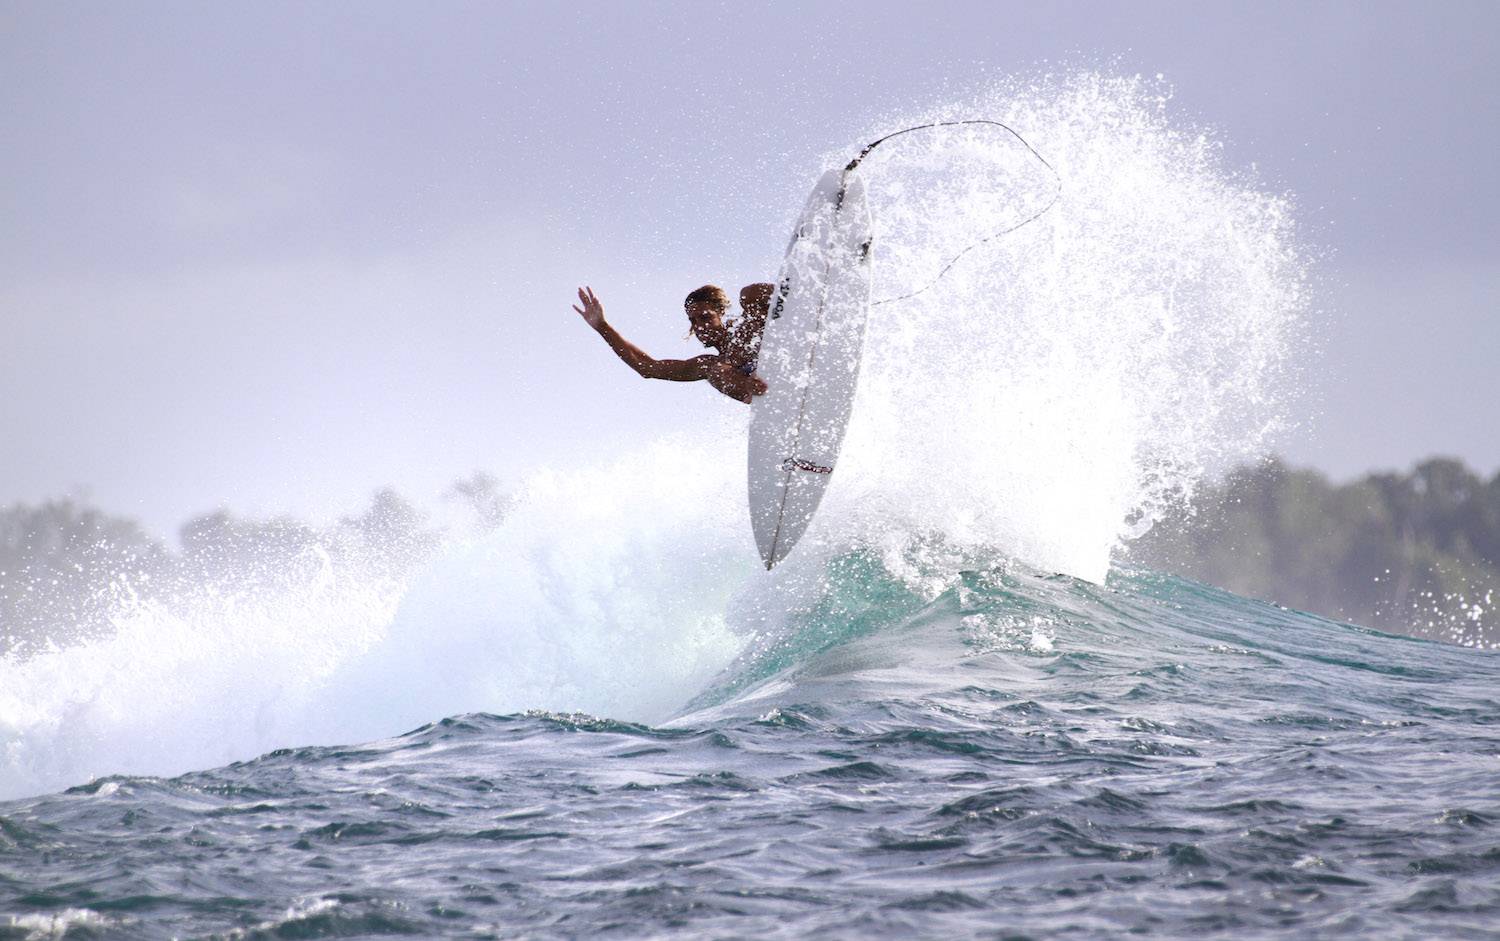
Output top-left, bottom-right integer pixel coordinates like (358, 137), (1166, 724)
(685, 302), (728, 347)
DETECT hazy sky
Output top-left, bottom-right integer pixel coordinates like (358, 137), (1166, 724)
(3, 1), (1497, 536)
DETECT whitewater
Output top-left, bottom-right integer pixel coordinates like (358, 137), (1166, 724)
(3, 75), (1497, 939)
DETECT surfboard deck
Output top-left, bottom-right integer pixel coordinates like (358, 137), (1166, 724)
(747, 168), (873, 569)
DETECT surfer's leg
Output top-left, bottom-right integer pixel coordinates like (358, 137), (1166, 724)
(704, 361), (765, 404)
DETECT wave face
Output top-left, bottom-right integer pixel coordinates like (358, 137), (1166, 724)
(3, 559), (1497, 938)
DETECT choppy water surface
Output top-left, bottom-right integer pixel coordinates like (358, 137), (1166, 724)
(3, 562), (1497, 940)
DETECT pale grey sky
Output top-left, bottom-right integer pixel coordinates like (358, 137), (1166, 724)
(3, 1), (1497, 536)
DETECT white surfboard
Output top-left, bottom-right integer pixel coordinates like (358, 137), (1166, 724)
(748, 168), (874, 569)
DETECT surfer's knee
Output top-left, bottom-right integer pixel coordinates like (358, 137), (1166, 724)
(702, 360), (755, 403)
(739, 282), (774, 317)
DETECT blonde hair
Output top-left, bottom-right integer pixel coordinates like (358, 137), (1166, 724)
(683, 284), (730, 311)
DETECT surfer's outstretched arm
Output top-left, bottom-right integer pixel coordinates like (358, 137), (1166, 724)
(573, 286), (711, 382)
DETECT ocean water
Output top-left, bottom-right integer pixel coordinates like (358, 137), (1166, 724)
(3, 556), (1498, 939)
(6, 74), (1492, 937)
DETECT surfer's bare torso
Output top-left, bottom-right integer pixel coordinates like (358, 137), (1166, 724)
(574, 283), (775, 404)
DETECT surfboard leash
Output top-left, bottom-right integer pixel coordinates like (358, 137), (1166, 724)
(840, 120), (1063, 308)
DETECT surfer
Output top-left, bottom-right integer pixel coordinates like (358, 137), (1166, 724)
(572, 283), (774, 404)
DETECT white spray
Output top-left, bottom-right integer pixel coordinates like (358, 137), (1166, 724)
(0, 73), (1307, 799)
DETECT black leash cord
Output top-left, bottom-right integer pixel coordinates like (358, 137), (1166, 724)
(842, 120), (1062, 307)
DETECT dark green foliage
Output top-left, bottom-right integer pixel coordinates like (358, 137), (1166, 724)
(0, 499), (172, 655)
(6, 459), (1496, 656)
(445, 473), (513, 529)
(1128, 457), (1499, 646)
(0, 482), (486, 657)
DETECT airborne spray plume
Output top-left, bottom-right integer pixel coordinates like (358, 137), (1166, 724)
(825, 72), (1308, 583)
(0, 73), (1309, 799)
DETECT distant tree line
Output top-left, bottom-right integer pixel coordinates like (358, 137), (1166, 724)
(4, 459), (1497, 657)
(1128, 457), (1499, 648)
(0, 474), (510, 658)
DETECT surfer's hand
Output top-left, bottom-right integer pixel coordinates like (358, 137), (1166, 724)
(573, 286), (605, 329)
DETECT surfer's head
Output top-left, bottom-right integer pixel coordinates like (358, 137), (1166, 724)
(684, 284), (730, 347)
